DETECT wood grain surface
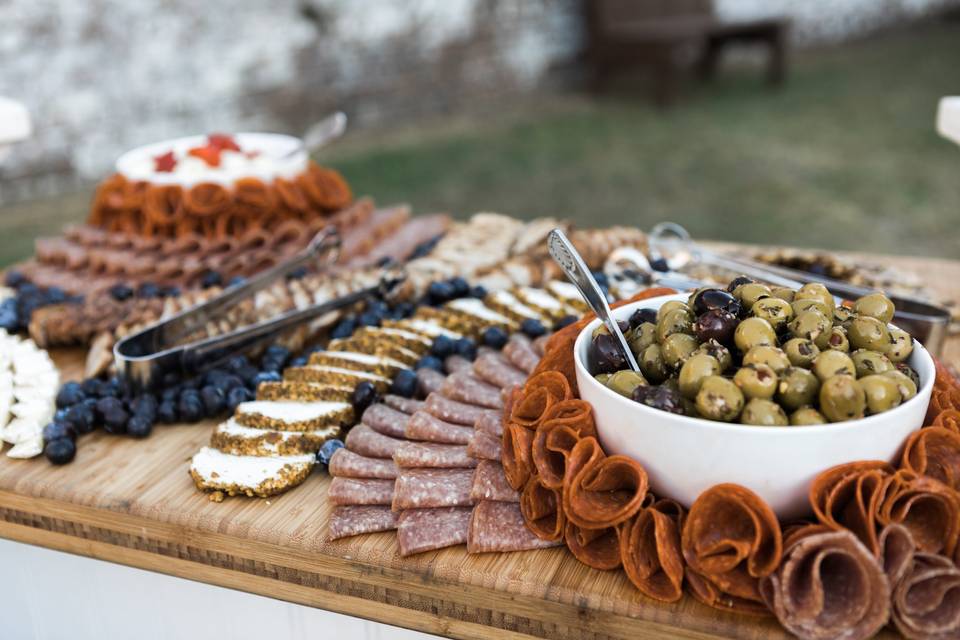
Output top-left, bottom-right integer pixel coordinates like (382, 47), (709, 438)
(0, 249), (957, 640)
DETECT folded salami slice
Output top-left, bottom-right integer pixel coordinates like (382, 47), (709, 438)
(425, 393), (497, 426)
(532, 400), (596, 490)
(467, 430), (501, 461)
(564, 522), (621, 570)
(563, 438), (648, 530)
(877, 469), (960, 557)
(892, 552), (960, 640)
(383, 394), (424, 416)
(509, 371), (571, 429)
(361, 403), (409, 439)
(328, 505), (399, 540)
(810, 460), (893, 555)
(619, 498), (685, 603)
(532, 334), (550, 356)
(879, 523), (915, 587)
(470, 460), (518, 503)
(416, 367), (446, 397)
(760, 526), (889, 640)
(443, 355), (473, 374)
(440, 371), (503, 410)
(468, 500), (560, 554)
(520, 476), (564, 541)
(472, 352), (527, 390)
(328, 477), (395, 506)
(474, 411), (503, 438)
(405, 410), (474, 445)
(900, 426), (960, 491)
(393, 442), (477, 469)
(502, 422), (534, 490)
(392, 468), (474, 510)
(329, 448), (399, 479)
(686, 568), (772, 617)
(344, 424), (405, 459)
(504, 334), (540, 374)
(682, 483), (782, 605)
(397, 507), (473, 556)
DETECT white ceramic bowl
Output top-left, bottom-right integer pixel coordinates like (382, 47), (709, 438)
(574, 293), (935, 520)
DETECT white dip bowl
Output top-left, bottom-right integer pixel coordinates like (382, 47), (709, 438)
(573, 293), (936, 521)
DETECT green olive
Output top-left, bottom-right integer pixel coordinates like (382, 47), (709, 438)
(661, 333), (699, 371)
(886, 327), (913, 363)
(791, 298), (834, 319)
(741, 398), (788, 426)
(696, 339), (733, 372)
(751, 297), (794, 332)
(819, 376), (866, 422)
(770, 286), (795, 303)
(734, 317), (777, 353)
(733, 364), (778, 400)
(813, 350), (856, 382)
(734, 283), (773, 310)
(776, 366), (820, 410)
(656, 308), (694, 343)
(789, 309), (832, 344)
(783, 338), (820, 368)
(628, 322), (658, 358)
(896, 364), (921, 390)
(882, 370), (918, 402)
(605, 370), (648, 398)
(859, 374), (902, 414)
(795, 282), (834, 308)
(847, 316), (890, 352)
(678, 354), (721, 399)
(833, 305), (855, 324)
(850, 349), (893, 379)
(656, 300), (691, 323)
(640, 344), (669, 384)
(853, 293), (895, 324)
(695, 376), (745, 422)
(743, 346), (791, 373)
(823, 326), (850, 352)
(790, 407), (827, 426)
(595, 373), (612, 385)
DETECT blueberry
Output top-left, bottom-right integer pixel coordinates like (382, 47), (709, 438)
(286, 266), (307, 280)
(162, 285), (182, 298)
(316, 439), (344, 467)
(226, 386), (253, 413)
(157, 400), (178, 424)
(470, 285), (487, 299)
(391, 302), (415, 319)
(56, 381), (86, 408)
(45, 286), (67, 304)
(430, 334), (455, 358)
(447, 276), (470, 298)
(200, 386), (226, 417)
(66, 403), (96, 434)
(202, 368), (229, 387)
(109, 283), (134, 301)
(136, 282), (162, 298)
(520, 318), (547, 338)
(427, 281), (455, 304)
(127, 414), (153, 438)
(330, 317), (357, 340)
(161, 385), (180, 402)
(253, 371), (282, 386)
(220, 374), (244, 391)
(95, 396), (123, 420)
(481, 326), (509, 349)
(351, 381), (378, 415)
(81, 378), (103, 397)
(44, 438), (76, 464)
(264, 344), (290, 364)
(227, 355), (250, 372)
(43, 422), (75, 443)
(289, 356), (308, 367)
(4, 270), (27, 288)
(649, 258), (670, 272)
(358, 311), (380, 328)
(17, 283), (38, 297)
(591, 271), (609, 287)
(161, 371), (182, 388)
(100, 377), (122, 398)
(131, 395), (158, 420)
(416, 355), (444, 372)
(236, 365), (261, 388)
(366, 300), (389, 319)
(454, 337), (477, 361)
(227, 275), (246, 288)
(178, 393), (204, 423)
(260, 358), (283, 373)
(200, 270), (223, 289)
(390, 369), (418, 398)
(180, 376), (202, 390)
(103, 407), (130, 434)
(554, 315), (578, 330)
(54, 408), (69, 422)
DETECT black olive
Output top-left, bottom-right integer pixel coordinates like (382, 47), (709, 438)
(628, 308), (658, 329)
(587, 333), (628, 375)
(727, 276), (755, 293)
(694, 309), (738, 345)
(691, 288), (741, 316)
(632, 385), (686, 415)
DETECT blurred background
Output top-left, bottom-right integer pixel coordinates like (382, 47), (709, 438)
(1, 0), (959, 267)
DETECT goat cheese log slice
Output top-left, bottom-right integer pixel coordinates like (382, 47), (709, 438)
(189, 447), (314, 498)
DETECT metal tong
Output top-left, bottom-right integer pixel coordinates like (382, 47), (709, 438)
(114, 227), (405, 392)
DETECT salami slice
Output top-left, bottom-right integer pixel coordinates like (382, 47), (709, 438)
(474, 410), (503, 438)
(344, 424), (405, 459)
(328, 505), (399, 540)
(565, 522), (621, 570)
(443, 355), (473, 374)
(467, 430), (502, 461)
(810, 460), (893, 555)
(328, 477), (395, 505)
(361, 403), (409, 439)
(383, 394), (424, 416)
(393, 442), (477, 469)
(504, 334), (539, 374)
(473, 352), (527, 390)
(397, 507), (473, 556)
(532, 334), (550, 357)
(425, 393), (497, 426)
(620, 500), (686, 603)
(470, 460), (518, 503)
(467, 501), (560, 553)
(329, 448), (399, 479)
(440, 371), (503, 410)
(406, 410), (474, 445)
(392, 468), (474, 510)
(416, 367), (446, 397)
(892, 551), (960, 640)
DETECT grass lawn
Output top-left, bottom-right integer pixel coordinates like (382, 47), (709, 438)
(1, 22), (958, 267)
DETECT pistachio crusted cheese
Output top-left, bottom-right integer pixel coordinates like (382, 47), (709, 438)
(306, 351), (408, 378)
(484, 290), (547, 324)
(353, 327), (432, 354)
(210, 419), (337, 456)
(234, 400), (353, 431)
(513, 286), (576, 320)
(326, 338), (421, 365)
(189, 447), (315, 499)
(255, 381), (353, 403)
(283, 365), (391, 391)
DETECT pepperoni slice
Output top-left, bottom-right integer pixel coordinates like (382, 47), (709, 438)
(900, 427), (960, 491)
(619, 499), (685, 603)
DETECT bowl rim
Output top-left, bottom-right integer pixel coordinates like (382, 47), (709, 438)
(573, 293), (936, 436)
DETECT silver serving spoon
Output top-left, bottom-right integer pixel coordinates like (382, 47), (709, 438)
(282, 111), (348, 158)
(547, 228), (641, 373)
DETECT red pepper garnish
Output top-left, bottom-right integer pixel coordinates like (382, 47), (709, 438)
(207, 133), (241, 152)
(188, 145), (222, 167)
(153, 150), (178, 173)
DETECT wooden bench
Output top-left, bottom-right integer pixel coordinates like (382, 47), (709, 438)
(584, 0), (789, 105)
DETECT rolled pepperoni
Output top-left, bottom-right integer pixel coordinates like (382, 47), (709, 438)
(329, 448), (399, 479)
(328, 477), (395, 506)
(383, 394), (424, 416)
(900, 427), (960, 491)
(440, 371), (503, 410)
(416, 367), (446, 397)
(470, 460), (518, 503)
(565, 522), (621, 570)
(809, 460), (893, 555)
(877, 469), (960, 557)
(361, 403), (409, 439)
(397, 507), (473, 556)
(472, 352), (527, 390)
(392, 468), (474, 510)
(563, 437), (648, 530)
(619, 498), (685, 603)
(520, 476), (564, 542)
(328, 505), (399, 540)
(425, 393), (498, 427)
(502, 422), (534, 490)
(345, 424), (405, 459)
(467, 430), (501, 461)
(406, 410), (474, 445)
(468, 501), (561, 554)
(393, 442), (477, 469)
(504, 334), (540, 374)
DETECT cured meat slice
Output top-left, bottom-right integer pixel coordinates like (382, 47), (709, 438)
(472, 352), (527, 390)
(424, 393), (497, 426)
(392, 468), (474, 510)
(563, 437), (647, 530)
(564, 522), (621, 570)
(397, 507), (472, 556)
(877, 469), (960, 557)
(900, 426), (960, 491)
(393, 442), (477, 469)
(686, 568), (771, 617)
(502, 422), (534, 490)
(503, 334), (540, 374)
(328, 477), (395, 506)
(383, 394), (424, 416)
(474, 410), (503, 438)
(470, 460), (518, 503)
(892, 551), (960, 640)
(344, 424), (405, 459)
(416, 367), (446, 397)
(810, 460), (893, 555)
(532, 400), (596, 490)
(328, 505), (399, 540)
(619, 499), (685, 603)
(360, 403), (409, 439)
(520, 476), (564, 541)
(440, 371), (503, 410)
(468, 500), (560, 554)
(328, 448), (399, 479)
(467, 430), (501, 461)
(509, 371), (571, 429)
(932, 409), (960, 433)
(532, 334), (550, 356)
(682, 483), (782, 605)
(879, 523), (915, 587)
(760, 526), (889, 640)
(443, 355), (473, 374)
(405, 411), (474, 445)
